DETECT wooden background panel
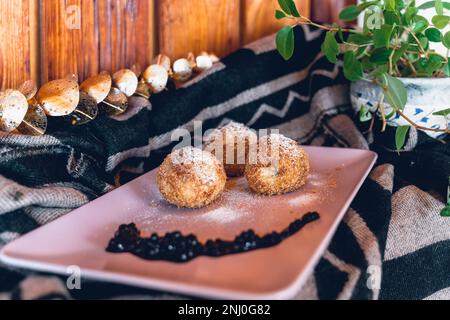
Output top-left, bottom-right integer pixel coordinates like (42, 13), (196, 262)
(98, 0), (154, 74)
(1, 0), (320, 89)
(311, 0), (356, 23)
(0, 0), (33, 90)
(123, 0), (154, 73)
(158, 0), (241, 60)
(243, 0), (311, 44)
(40, 0), (98, 83)
(41, 0), (154, 83)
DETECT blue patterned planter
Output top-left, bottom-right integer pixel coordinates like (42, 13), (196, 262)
(350, 78), (450, 138)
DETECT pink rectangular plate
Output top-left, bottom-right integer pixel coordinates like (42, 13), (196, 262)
(0, 147), (377, 299)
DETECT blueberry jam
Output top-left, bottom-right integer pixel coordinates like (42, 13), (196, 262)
(106, 212), (320, 263)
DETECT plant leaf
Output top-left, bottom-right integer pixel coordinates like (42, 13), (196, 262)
(441, 205), (450, 217)
(343, 51), (363, 81)
(419, 35), (430, 49)
(359, 105), (373, 122)
(396, 0), (406, 10)
(321, 31), (340, 63)
(385, 108), (397, 120)
(415, 56), (444, 77)
(347, 33), (372, 45)
(413, 15), (430, 33)
(404, 6), (419, 25)
(425, 27), (443, 42)
(432, 15), (450, 29)
(275, 10), (287, 20)
(386, 0), (396, 11)
(433, 108), (450, 116)
(443, 62), (450, 76)
(337, 26), (345, 43)
(443, 31), (450, 48)
(370, 48), (393, 64)
(418, 0), (450, 10)
(379, 73), (408, 111)
(426, 55), (445, 76)
(339, 5), (360, 21)
(277, 0), (300, 17)
(276, 26), (295, 60)
(392, 43), (409, 64)
(374, 24), (395, 49)
(436, 0), (444, 15)
(358, 1), (380, 11)
(369, 65), (389, 77)
(278, 0), (292, 15)
(395, 126), (410, 152)
(286, 0), (300, 17)
(385, 10), (401, 25)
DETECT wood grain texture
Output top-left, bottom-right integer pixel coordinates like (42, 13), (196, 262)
(98, 0), (154, 74)
(41, 0), (154, 83)
(1, 0), (350, 90)
(40, 0), (98, 83)
(158, 0), (240, 60)
(29, 0), (40, 86)
(312, 0), (356, 23)
(0, 0), (33, 90)
(243, 0), (311, 44)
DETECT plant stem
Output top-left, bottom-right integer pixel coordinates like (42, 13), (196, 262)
(356, 46), (371, 60)
(293, 16), (355, 33)
(378, 93), (387, 132)
(428, 51), (449, 64)
(373, 77), (449, 134)
(403, 27), (426, 55)
(402, 56), (417, 76)
(368, 116), (375, 133)
(344, 42), (371, 48)
(397, 109), (450, 134)
(389, 49), (395, 75)
(394, 64), (401, 77)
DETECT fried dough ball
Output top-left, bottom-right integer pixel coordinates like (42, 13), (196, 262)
(244, 134), (310, 195)
(157, 147), (227, 208)
(203, 122), (257, 177)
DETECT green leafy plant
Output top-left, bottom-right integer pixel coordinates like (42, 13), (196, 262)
(276, 0), (450, 151)
(441, 176), (450, 216)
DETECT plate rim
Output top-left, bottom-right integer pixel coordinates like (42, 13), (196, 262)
(0, 147), (378, 299)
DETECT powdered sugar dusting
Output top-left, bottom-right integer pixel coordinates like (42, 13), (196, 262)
(128, 165), (340, 241)
(261, 133), (302, 156)
(204, 121), (255, 143)
(171, 146), (215, 166)
(288, 193), (320, 207)
(202, 207), (243, 224)
(170, 146), (220, 184)
(287, 171), (336, 209)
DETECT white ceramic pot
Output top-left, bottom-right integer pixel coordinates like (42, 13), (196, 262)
(350, 77), (450, 138)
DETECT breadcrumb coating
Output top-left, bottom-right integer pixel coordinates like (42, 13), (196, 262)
(157, 147), (227, 208)
(244, 134), (310, 195)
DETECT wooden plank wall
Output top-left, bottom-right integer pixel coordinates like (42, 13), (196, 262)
(158, 0), (241, 60)
(0, 0), (33, 89)
(1, 0), (350, 90)
(243, 0), (310, 44)
(40, 0), (154, 83)
(311, 0), (356, 24)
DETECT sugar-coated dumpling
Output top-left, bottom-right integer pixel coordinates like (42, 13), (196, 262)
(245, 134), (310, 195)
(157, 147), (227, 208)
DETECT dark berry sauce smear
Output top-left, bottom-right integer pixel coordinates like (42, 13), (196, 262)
(106, 211), (320, 263)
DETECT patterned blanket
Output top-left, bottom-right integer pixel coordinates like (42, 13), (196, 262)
(1, 26), (449, 300)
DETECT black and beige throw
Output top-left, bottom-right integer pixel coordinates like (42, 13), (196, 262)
(0, 26), (449, 300)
